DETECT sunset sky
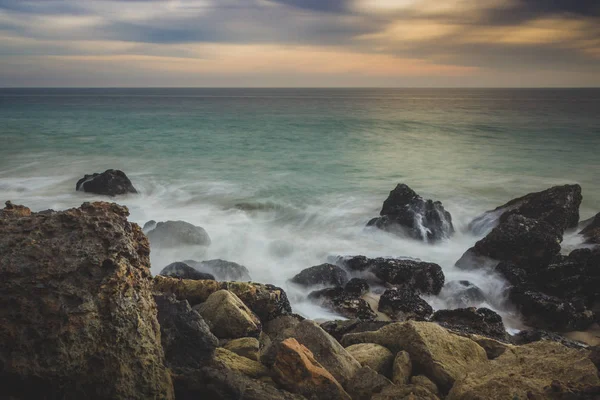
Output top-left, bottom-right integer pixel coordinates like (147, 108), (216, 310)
(0, 0), (599, 87)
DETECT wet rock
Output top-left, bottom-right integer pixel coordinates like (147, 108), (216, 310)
(192, 258), (251, 281)
(273, 338), (351, 400)
(430, 307), (509, 341)
(75, 169), (138, 196)
(147, 220), (211, 248)
(153, 276), (292, 322)
(159, 261), (215, 280)
(372, 384), (440, 400)
(367, 183), (454, 242)
(194, 290), (261, 339)
(344, 278), (369, 296)
(468, 184), (582, 235)
(291, 263), (349, 287)
(438, 280), (486, 309)
(345, 343), (394, 377)
(222, 337), (260, 361)
(320, 319), (393, 342)
(511, 329), (588, 349)
(447, 341), (600, 400)
(346, 366), (393, 400)
(580, 212), (600, 244)
(308, 287), (377, 320)
(0, 202), (173, 399)
(378, 288), (433, 321)
(213, 347), (270, 380)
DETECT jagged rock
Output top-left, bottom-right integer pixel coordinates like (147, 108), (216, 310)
(344, 278), (369, 296)
(378, 288), (433, 321)
(159, 261), (215, 280)
(1, 200), (31, 217)
(371, 384), (440, 400)
(447, 341), (600, 400)
(468, 184), (582, 235)
(75, 169), (138, 196)
(273, 338), (351, 400)
(341, 321), (488, 392)
(411, 375), (439, 395)
(142, 219), (156, 232)
(223, 337), (260, 361)
(154, 294), (218, 369)
(367, 183), (454, 242)
(153, 276), (292, 322)
(147, 220), (211, 248)
(346, 366), (393, 400)
(194, 290), (261, 339)
(320, 319), (393, 342)
(511, 329), (588, 349)
(392, 351), (412, 385)
(438, 280), (486, 309)
(430, 307), (509, 341)
(345, 344), (394, 377)
(580, 212), (600, 244)
(336, 256), (444, 295)
(291, 263), (349, 287)
(213, 347), (270, 380)
(308, 287), (377, 320)
(187, 258), (251, 281)
(0, 202), (173, 399)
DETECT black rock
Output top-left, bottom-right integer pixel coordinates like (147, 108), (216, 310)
(159, 262), (215, 281)
(511, 330), (587, 350)
(320, 319), (393, 342)
(290, 263), (348, 287)
(579, 212), (600, 244)
(367, 183), (454, 242)
(308, 287), (377, 320)
(438, 280), (486, 309)
(76, 169), (138, 196)
(147, 220), (211, 248)
(345, 278), (370, 296)
(187, 259), (251, 281)
(430, 307), (508, 341)
(378, 288), (433, 321)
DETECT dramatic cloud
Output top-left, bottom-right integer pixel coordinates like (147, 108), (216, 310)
(0, 0), (598, 86)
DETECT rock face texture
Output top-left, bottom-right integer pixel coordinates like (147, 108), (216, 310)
(75, 169), (138, 196)
(345, 343), (394, 377)
(308, 287), (377, 320)
(367, 183), (454, 242)
(378, 288), (433, 321)
(0, 202), (173, 399)
(291, 263), (349, 287)
(159, 261), (215, 280)
(146, 220), (211, 248)
(430, 307), (508, 341)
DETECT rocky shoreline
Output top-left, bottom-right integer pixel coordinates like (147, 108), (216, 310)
(1, 170), (599, 399)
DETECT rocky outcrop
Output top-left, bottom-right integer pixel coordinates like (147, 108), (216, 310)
(1, 200), (31, 217)
(344, 278), (369, 296)
(0, 202), (173, 399)
(468, 184), (582, 235)
(147, 220), (211, 248)
(367, 183), (454, 242)
(447, 341), (600, 399)
(378, 288), (433, 321)
(308, 287), (377, 320)
(159, 261), (215, 280)
(75, 169), (138, 196)
(187, 258), (252, 281)
(580, 212), (600, 244)
(153, 276), (292, 322)
(430, 307), (509, 341)
(291, 263), (349, 287)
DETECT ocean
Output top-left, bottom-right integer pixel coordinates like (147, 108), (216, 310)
(1, 88), (599, 327)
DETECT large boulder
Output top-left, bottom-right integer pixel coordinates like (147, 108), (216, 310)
(187, 259), (252, 281)
(580, 212), (600, 244)
(146, 220), (211, 248)
(153, 276), (292, 322)
(447, 341), (600, 399)
(159, 261), (215, 280)
(468, 184), (582, 235)
(75, 169), (138, 196)
(378, 288), (433, 321)
(0, 202), (173, 399)
(345, 343), (394, 377)
(367, 183), (454, 242)
(291, 263), (349, 287)
(430, 307), (509, 341)
(213, 347), (270, 380)
(308, 287), (377, 320)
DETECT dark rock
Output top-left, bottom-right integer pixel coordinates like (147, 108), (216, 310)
(320, 320), (393, 342)
(308, 287), (377, 320)
(75, 169), (138, 196)
(154, 294), (218, 368)
(346, 366), (393, 400)
(344, 278), (369, 296)
(142, 219), (157, 232)
(189, 259), (251, 281)
(511, 330), (588, 349)
(291, 263), (349, 287)
(0, 202), (174, 399)
(438, 281), (486, 309)
(147, 220), (211, 248)
(580, 212), (600, 244)
(495, 262), (529, 287)
(430, 307), (509, 341)
(367, 183), (454, 242)
(378, 288), (433, 321)
(1, 200), (31, 217)
(468, 184), (582, 235)
(159, 262), (215, 281)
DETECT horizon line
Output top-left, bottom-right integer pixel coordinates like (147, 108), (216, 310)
(1, 86), (599, 90)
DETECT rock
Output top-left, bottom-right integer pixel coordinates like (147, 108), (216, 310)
(580, 212), (600, 244)
(468, 184), (582, 235)
(159, 261), (215, 280)
(194, 290), (261, 339)
(372, 384), (440, 400)
(291, 263), (349, 287)
(192, 258), (251, 281)
(1, 200), (31, 217)
(147, 220), (211, 248)
(263, 314), (304, 337)
(456, 214), (562, 269)
(411, 375), (438, 395)
(153, 276), (292, 322)
(463, 334), (512, 359)
(344, 278), (369, 296)
(341, 321), (488, 392)
(320, 319), (393, 342)
(308, 287), (377, 320)
(511, 329), (589, 349)
(438, 280), (486, 309)
(378, 288), (433, 321)
(345, 367), (393, 400)
(142, 219), (156, 232)
(345, 344), (394, 377)
(335, 256), (444, 295)
(213, 347), (270, 379)
(430, 307), (508, 341)
(0, 202), (173, 399)
(447, 341), (600, 400)
(273, 338), (351, 400)
(154, 294), (218, 369)
(259, 314), (305, 366)
(75, 169), (138, 196)
(223, 337), (260, 361)
(367, 183), (454, 242)
(392, 350), (412, 385)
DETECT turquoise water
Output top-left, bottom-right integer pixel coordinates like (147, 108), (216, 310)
(1, 88), (599, 323)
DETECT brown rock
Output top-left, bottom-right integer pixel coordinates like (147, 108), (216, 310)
(345, 366), (393, 400)
(392, 350), (412, 385)
(213, 347), (270, 380)
(411, 375), (439, 395)
(371, 384), (440, 400)
(346, 343), (394, 377)
(1, 200), (31, 217)
(223, 337), (260, 361)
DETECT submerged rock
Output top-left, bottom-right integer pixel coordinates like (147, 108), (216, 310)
(291, 263), (349, 287)
(438, 280), (486, 309)
(367, 183), (454, 242)
(430, 307), (508, 341)
(75, 169), (138, 196)
(378, 288), (433, 321)
(192, 258), (251, 281)
(159, 261), (216, 280)
(147, 220), (211, 248)
(308, 287), (377, 320)
(0, 202), (173, 399)
(580, 211), (600, 244)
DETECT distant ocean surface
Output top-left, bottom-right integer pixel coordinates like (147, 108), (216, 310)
(1, 88), (599, 325)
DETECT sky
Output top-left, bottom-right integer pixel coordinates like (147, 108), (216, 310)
(0, 0), (599, 87)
